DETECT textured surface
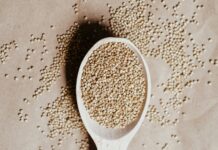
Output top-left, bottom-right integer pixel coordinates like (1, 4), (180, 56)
(0, 0), (218, 150)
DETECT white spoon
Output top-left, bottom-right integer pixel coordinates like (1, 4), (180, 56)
(76, 37), (151, 150)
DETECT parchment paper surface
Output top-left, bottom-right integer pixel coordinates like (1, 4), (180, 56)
(0, 0), (218, 150)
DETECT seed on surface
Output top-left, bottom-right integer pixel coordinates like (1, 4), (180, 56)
(207, 81), (212, 85)
(50, 25), (54, 29)
(14, 76), (18, 81)
(208, 37), (212, 42)
(28, 76), (33, 80)
(4, 74), (8, 78)
(17, 67), (22, 71)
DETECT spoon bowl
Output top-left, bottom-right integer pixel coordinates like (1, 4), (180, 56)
(76, 37), (151, 150)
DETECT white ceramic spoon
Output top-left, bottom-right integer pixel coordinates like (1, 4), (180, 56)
(76, 37), (151, 150)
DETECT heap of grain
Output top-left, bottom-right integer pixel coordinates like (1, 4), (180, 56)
(80, 42), (147, 128)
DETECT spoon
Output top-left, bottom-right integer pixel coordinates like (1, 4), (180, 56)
(76, 37), (151, 150)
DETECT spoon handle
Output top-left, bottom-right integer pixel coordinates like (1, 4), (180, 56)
(96, 139), (129, 150)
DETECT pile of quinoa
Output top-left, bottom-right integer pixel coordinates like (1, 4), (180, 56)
(81, 42), (147, 128)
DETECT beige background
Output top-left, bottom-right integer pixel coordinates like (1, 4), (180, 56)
(0, 0), (218, 150)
